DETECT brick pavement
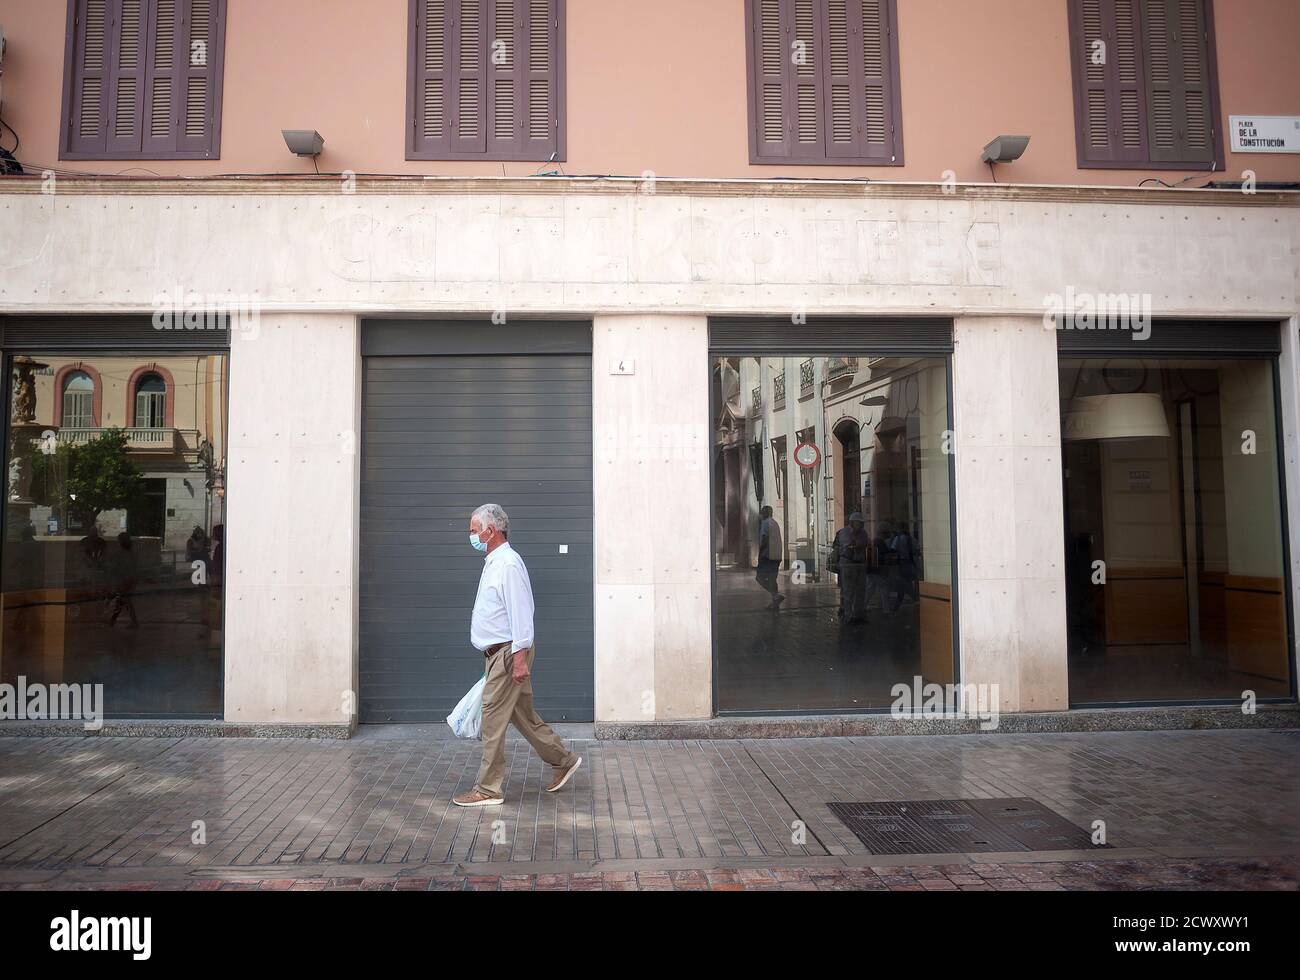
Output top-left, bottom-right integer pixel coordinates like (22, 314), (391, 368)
(1, 856), (1296, 891)
(0, 728), (1296, 889)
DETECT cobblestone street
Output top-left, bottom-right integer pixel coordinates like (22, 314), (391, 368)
(1, 727), (1297, 890)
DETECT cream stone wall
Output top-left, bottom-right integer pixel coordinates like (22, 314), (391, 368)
(3, 183), (1296, 319)
(222, 314), (360, 726)
(592, 314), (712, 722)
(953, 316), (1070, 712)
(1, 180), (1296, 722)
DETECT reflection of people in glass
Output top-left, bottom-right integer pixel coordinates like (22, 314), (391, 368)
(80, 526), (107, 580)
(187, 525), (212, 631)
(185, 526), (210, 564)
(107, 532), (139, 628)
(887, 522), (917, 611)
(832, 512), (870, 623)
(865, 519), (894, 615)
(210, 524), (225, 585)
(756, 505), (784, 609)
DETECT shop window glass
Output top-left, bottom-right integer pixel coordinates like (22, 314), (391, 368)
(712, 354), (954, 712)
(2, 354), (228, 717)
(1060, 357), (1292, 703)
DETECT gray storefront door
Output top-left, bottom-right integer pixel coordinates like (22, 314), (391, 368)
(359, 320), (594, 723)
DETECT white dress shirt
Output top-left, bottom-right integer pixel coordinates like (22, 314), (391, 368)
(470, 542), (535, 653)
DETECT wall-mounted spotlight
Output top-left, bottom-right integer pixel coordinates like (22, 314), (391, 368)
(282, 129), (324, 174)
(282, 129), (324, 157)
(981, 135), (1030, 165)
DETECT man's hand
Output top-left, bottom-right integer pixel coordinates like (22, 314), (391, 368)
(510, 648), (531, 685)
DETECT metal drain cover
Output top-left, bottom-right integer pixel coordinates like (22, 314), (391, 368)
(826, 798), (1106, 855)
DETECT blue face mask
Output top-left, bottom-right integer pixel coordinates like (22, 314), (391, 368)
(469, 532), (488, 553)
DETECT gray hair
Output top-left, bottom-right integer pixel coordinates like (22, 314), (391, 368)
(471, 503), (510, 538)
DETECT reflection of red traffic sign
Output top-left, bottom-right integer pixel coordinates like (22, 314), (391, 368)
(794, 442), (820, 468)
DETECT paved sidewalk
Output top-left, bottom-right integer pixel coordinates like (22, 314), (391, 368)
(1, 728), (1297, 890)
(4, 857), (1297, 891)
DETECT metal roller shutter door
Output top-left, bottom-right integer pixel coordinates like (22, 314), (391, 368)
(360, 353), (593, 723)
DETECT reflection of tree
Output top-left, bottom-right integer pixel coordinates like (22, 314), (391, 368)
(31, 428), (144, 531)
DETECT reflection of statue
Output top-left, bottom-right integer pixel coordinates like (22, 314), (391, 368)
(12, 356), (46, 423)
(12, 450), (34, 503)
(9, 357), (50, 511)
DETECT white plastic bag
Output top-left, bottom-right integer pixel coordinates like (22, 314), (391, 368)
(447, 675), (486, 739)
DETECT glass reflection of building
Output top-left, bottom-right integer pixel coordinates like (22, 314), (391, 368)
(713, 353), (953, 713)
(2, 354), (229, 717)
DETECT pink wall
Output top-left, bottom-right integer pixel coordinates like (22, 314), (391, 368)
(1, 0), (1296, 184)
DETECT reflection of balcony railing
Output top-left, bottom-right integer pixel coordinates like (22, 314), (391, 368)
(57, 427), (189, 452)
(751, 386), (762, 416)
(799, 358), (814, 395)
(826, 357), (859, 381)
(773, 373), (786, 409)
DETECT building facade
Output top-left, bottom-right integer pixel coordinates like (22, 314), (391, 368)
(0, 0), (1297, 731)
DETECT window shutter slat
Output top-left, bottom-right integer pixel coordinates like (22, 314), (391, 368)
(528, 78), (549, 139)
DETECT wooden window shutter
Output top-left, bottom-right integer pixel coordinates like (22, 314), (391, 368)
(1070, 0), (1148, 165)
(141, 0), (179, 154)
(105, 0), (145, 153)
(67, 0), (113, 155)
(790, 0), (824, 158)
(410, 0), (561, 160)
(451, 0), (487, 154)
(176, 0), (221, 154)
(523, 0), (559, 155)
(1069, 0), (1219, 168)
(749, 0), (900, 165)
(821, 0), (897, 162)
(414, 0), (450, 150)
(752, 0), (792, 158)
(1142, 0), (1215, 164)
(63, 0), (224, 159)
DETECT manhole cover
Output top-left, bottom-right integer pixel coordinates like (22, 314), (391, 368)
(826, 798), (1107, 855)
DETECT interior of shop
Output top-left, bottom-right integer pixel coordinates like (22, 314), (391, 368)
(1060, 357), (1291, 704)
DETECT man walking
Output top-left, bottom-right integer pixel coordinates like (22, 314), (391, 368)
(453, 504), (582, 807)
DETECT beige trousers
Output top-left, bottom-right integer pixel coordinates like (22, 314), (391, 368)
(474, 643), (576, 797)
